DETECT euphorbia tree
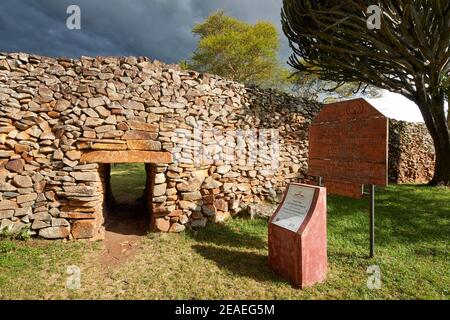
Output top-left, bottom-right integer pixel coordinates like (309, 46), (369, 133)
(282, 0), (450, 185)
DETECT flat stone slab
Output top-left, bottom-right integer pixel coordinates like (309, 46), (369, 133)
(80, 150), (172, 164)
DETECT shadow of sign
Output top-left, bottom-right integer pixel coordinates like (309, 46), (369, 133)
(191, 244), (284, 283)
(186, 223), (268, 250)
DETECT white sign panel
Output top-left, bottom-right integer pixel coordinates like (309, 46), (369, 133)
(272, 185), (315, 232)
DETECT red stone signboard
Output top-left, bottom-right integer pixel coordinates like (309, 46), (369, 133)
(324, 179), (363, 199)
(309, 98), (388, 197)
(268, 183), (327, 288)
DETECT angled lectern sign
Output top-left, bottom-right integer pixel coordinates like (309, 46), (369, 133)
(272, 185), (315, 232)
(269, 183), (327, 288)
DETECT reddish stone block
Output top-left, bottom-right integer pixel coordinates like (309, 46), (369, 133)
(168, 209), (182, 217)
(202, 204), (216, 217)
(111, 109), (124, 115)
(126, 140), (161, 151)
(150, 216), (170, 232)
(91, 143), (127, 150)
(5, 159), (24, 173)
(214, 199), (228, 211)
(71, 220), (96, 239)
(202, 194), (215, 204)
(14, 144), (30, 153)
(121, 130), (158, 140)
(34, 180), (46, 193)
(71, 206), (96, 213)
(48, 111), (60, 119)
(60, 212), (96, 219)
(128, 120), (158, 132)
(80, 150), (172, 164)
(0, 200), (18, 210)
(117, 122), (129, 131)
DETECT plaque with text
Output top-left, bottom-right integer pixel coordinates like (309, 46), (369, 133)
(268, 183), (327, 288)
(272, 185), (315, 232)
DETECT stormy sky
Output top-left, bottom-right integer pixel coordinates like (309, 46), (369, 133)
(0, 0), (290, 64)
(0, 0), (435, 122)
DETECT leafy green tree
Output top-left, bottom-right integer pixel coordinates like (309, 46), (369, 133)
(282, 0), (450, 185)
(178, 60), (190, 71)
(189, 11), (281, 85)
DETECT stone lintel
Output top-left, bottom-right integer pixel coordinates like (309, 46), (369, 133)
(80, 150), (173, 164)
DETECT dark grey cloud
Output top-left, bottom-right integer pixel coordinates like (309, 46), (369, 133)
(0, 0), (290, 65)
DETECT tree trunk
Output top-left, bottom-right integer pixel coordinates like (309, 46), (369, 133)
(417, 95), (450, 186)
(447, 88), (450, 128)
(447, 104), (450, 129)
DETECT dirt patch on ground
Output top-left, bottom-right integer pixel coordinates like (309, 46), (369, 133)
(94, 200), (278, 268)
(98, 202), (148, 267)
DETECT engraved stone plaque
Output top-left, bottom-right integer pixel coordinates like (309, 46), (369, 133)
(272, 184), (315, 232)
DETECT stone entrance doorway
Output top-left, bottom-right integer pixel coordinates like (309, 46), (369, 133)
(99, 163), (152, 266)
(79, 150), (172, 238)
(105, 163), (150, 236)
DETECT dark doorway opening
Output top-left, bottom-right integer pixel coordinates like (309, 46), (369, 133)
(103, 163), (151, 236)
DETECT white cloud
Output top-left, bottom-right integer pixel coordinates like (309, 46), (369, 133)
(367, 91), (424, 123)
(367, 90), (449, 123)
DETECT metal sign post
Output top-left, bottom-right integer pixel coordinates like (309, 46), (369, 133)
(363, 185), (376, 258)
(369, 185), (375, 258)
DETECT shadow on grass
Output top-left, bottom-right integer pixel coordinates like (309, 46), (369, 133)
(186, 220), (268, 250)
(191, 244), (285, 283)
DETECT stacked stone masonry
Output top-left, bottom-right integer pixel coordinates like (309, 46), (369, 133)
(0, 52), (434, 239)
(388, 119), (435, 184)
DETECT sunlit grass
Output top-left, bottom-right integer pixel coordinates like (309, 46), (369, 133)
(0, 164), (448, 300)
(110, 163), (146, 203)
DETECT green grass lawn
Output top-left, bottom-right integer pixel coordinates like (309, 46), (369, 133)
(110, 163), (146, 203)
(0, 164), (448, 299)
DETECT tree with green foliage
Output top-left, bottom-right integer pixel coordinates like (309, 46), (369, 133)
(187, 10), (379, 99)
(189, 11), (282, 85)
(282, 0), (450, 185)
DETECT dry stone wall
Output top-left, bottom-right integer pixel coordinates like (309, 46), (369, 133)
(388, 119), (435, 184)
(0, 52), (434, 240)
(0, 52), (321, 239)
